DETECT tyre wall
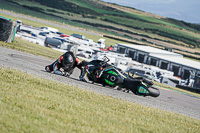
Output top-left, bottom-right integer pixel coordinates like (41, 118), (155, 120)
(0, 16), (17, 43)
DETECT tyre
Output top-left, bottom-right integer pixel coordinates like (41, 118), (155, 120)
(56, 44), (60, 48)
(148, 86), (160, 97)
(44, 43), (48, 47)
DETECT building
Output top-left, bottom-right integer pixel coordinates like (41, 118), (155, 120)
(116, 43), (200, 89)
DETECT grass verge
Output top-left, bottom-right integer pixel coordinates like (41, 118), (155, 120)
(0, 67), (200, 132)
(0, 38), (62, 60)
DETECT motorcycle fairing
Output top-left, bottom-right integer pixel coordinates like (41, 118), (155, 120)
(138, 85), (149, 94)
(107, 70), (118, 76)
(104, 68), (127, 79)
(105, 79), (115, 85)
(103, 69), (124, 86)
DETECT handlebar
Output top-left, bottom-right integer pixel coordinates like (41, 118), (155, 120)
(102, 56), (110, 63)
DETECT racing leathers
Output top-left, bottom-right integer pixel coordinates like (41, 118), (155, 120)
(45, 52), (81, 77)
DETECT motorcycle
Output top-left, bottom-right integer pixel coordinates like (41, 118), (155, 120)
(85, 56), (160, 97)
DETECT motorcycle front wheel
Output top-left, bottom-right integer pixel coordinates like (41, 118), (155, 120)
(148, 86), (160, 97)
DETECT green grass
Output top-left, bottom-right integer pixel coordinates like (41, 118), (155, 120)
(0, 38), (62, 60)
(69, 0), (198, 32)
(0, 1), (54, 21)
(0, 1), (97, 31)
(0, 67), (200, 132)
(102, 15), (200, 40)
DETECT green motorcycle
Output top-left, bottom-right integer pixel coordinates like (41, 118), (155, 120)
(85, 57), (160, 97)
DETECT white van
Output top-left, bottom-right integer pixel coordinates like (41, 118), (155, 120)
(40, 27), (59, 33)
(97, 38), (106, 49)
(16, 19), (23, 25)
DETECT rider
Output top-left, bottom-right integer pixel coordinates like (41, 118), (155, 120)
(45, 51), (87, 82)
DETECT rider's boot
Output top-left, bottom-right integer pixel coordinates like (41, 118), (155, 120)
(79, 76), (87, 82)
(79, 68), (87, 82)
(45, 66), (51, 72)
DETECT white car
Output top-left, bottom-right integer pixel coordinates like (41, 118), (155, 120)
(76, 46), (94, 59)
(84, 39), (97, 47)
(68, 36), (89, 46)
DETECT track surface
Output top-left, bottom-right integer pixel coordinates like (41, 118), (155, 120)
(0, 47), (200, 120)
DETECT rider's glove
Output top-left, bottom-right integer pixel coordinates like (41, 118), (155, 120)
(64, 72), (70, 77)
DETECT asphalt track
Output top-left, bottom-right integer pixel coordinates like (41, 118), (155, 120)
(0, 46), (200, 120)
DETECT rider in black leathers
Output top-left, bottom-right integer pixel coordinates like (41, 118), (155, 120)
(45, 51), (87, 81)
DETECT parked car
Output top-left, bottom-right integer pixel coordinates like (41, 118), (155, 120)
(61, 34), (70, 38)
(52, 37), (72, 44)
(44, 37), (62, 48)
(107, 46), (114, 51)
(71, 33), (85, 40)
(44, 37), (72, 50)
(39, 32), (50, 36)
(20, 29), (37, 37)
(76, 46), (94, 59)
(84, 39), (97, 46)
(40, 27), (58, 33)
(68, 36), (89, 46)
(56, 32), (64, 35)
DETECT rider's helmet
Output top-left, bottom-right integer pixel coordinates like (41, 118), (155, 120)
(62, 53), (74, 69)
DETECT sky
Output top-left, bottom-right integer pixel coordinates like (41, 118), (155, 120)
(101, 0), (200, 24)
